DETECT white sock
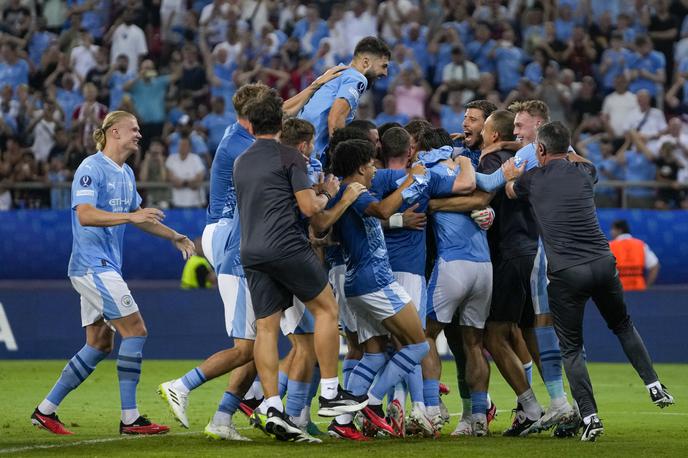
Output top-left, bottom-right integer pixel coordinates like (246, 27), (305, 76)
(298, 405), (311, 425)
(290, 415), (307, 428)
(121, 408), (140, 425)
(256, 399), (268, 414)
(243, 385), (256, 400)
(38, 399), (58, 415)
(265, 396), (283, 412)
(646, 380), (661, 392)
(335, 413), (353, 425)
(367, 392), (383, 406)
(171, 378), (190, 395)
(320, 377), (339, 400)
(212, 410), (231, 426)
(252, 380), (264, 399)
(583, 413), (597, 425)
(517, 388), (541, 421)
(427, 405), (441, 417)
(550, 395), (569, 409)
(394, 385), (406, 405)
(486, 393), (492, 407)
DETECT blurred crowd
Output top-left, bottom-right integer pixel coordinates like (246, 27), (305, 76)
(1, 0), (688, 211)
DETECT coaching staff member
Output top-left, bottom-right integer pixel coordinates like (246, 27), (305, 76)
(233, 90), (367, 440)
(505, 121), (674, 442)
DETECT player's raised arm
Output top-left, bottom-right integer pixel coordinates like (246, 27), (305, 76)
(283, 65), (348, 117)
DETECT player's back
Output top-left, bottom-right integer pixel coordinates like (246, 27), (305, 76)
(69, 152), (141, 277)
(298, 68), (367, 158)
(206, 122), (254, 224)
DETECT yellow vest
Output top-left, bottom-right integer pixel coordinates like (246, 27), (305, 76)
(180, 255), (213, 289)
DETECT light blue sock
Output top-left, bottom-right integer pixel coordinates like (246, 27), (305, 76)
(117, 336), (146, 411)
(45, 344), (108, 406)
(342, 359), (358, 388)
(218, 391), (241, 415)
(523, 360), (533, 386)
(347, 352), (386, 396)
(407, 364), (424, 404)
(471, 391), (488, 416)
(535, 326), (566, 400)
(278, 370), (288, 398)
(285, 380), (310, 417)
(369, 342), (429, 402)
(423, 379), (440, 408)
(306, 365), (320, 406)
(181, 367), (207, 391)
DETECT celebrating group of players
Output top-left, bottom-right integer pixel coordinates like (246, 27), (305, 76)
(31, 36), (674, 444)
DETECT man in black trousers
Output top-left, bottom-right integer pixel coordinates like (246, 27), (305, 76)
(505, 121), (674, 442)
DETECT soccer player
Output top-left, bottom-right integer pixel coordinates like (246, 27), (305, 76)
(376, 127), (475, 437)
(234, 90), (367, 442)
(299, 36), (391, 161)
(505, 121), (674, 441)
(323, 139), (439, 438)
(31, 111), (195, 435)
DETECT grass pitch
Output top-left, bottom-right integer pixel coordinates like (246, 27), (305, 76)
(0, 360), (685, 457)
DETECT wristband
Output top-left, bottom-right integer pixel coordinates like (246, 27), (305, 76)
(389, 213), (403, 229)
(320, 190), (332, 201)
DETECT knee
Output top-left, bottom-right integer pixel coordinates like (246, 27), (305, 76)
(235, 341), (255, 363)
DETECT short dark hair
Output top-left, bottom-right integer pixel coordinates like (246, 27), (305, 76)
(465, 99), (498, 119)
(612, 219), (630, 234)
(245, 89), (283, 135)
(416, 128), (444, 152)
(404, 119), (433, 140)
(381, 127), (410, 162)
(281, 118), (315, 147)
(536, 121), (570, 155)
(348, 119), (377, 132)
(328, 125), (370, 155)
(488, 110), (516, 141)
(331, 139), (374, 178)
(433, 128), (453, 148)
(354, 36), (391, 59)
(378, 122), (402, 139)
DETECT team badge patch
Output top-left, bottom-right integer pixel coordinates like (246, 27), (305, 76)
(121, 295), (134, 308)
(80, 175), (92, 187)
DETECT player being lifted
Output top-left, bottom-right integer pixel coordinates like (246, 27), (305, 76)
(31, 111), (195, 436)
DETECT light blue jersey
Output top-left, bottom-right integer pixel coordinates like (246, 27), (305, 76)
(330, 185), (395, 297)
(218, 215), (244, 277)
(68, 152), (142, 277)
(426, 161), (490, 263)
(298, 67), (368, 160)
(206, 122), (255, 224)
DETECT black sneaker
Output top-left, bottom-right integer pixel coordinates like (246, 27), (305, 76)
(580, 415), (603, 442)
(649, 384), (675, 408)
(317, 385), (368, 417)
(502, 404), (540, 437)
(264, 407), (312, 442)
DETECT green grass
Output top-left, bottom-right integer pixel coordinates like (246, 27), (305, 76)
(0, 360), (686, 457)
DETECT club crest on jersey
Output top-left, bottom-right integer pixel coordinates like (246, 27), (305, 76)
(121, 295), (133, 308)
(80, 175), (92, 187)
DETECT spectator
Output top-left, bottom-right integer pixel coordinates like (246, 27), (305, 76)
(628, 36), (666, 98)
(616, 130), (658, 208)
(180, 237), (216, 289)
(466, 21), (496, 74)
(139, 138), (171, 208)
(441, 45), (480, 105)
(648, 0), (679, 82)
(402, 23), (431, 77)
(67, 0), (110, 41)
(0, 42), (30, 92)
(45, 154), (71, 209)
(199, 0), (231, 48)
(2, 0), (31, 39)
(378, 0), (415, 44)
(430, 84), (464, 134)
(124, 58), (181, 150)
(85, 47), (112, 106)
(72, 82), (107, 152)
(292, 4), (330, 57)
(104, 54), (134, 111)
(27, 17), (57, 69)
(599, 32), (632, 94)
(503, 77), (537, 109)
(391, 66), (431, 120)
(106, 9), (148, 74)
(554, 3), (576, 42)
(626, 90), (667, 147)
(562, 26), (597, 78)
(53, 72), (84, 130)
(12, 150), (43, 208)
(535, 61), (570, 124)
(651, 141), (684, 209)
(524, 47), (548, 85)
(540, 21), (567, 62)
(341, 0), (377, 56)
(166, 114), (209, 161)
(70, 29), (99, 83)
(0, 84), (19, 132)
(571, 76), (603, 125)
(178, 45), (208, 105)
(602, 74), (640, 138)
(609, 220), (660, 291)
(490, 24), (525, 96)
(165, 133), (206, 208)
(27, 99), (61, 163)
(200, 96), (235, 153)
(374, 94), (410, 127)
(577, 132), (622, 207)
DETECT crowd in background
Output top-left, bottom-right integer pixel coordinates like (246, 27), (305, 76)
(1, 0), (688, 211)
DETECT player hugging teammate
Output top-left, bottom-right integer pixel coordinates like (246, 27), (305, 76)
(33, 36), (674, 445)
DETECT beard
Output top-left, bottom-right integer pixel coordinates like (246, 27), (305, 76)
(364, 70), (378, 89)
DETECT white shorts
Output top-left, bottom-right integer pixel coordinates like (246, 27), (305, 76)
(427, 259), (492, 329)
(329, 264), (357, 333)
(280, 297), (315, 335)
(202, 218), (233, 270)
(70, 271), (139, 327)
(218, 273), (256, 340)
(347, 281), (412, 344)
(531, 239), (550, 315)
(393, 271), (427, 329)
